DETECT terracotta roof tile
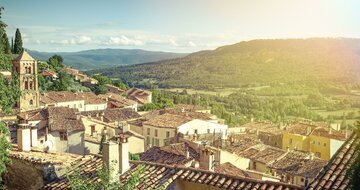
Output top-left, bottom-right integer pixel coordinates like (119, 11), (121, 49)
(140, 142), (199, 165)
(143, 113), (193, 129)
(239, 144), (286, 164)
(269, 151), (328, 178)
(306, 132), (359, 190)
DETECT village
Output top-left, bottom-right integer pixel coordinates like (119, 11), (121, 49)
(0, 51), (358, 190)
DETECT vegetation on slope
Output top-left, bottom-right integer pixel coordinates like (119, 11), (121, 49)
(30, 49), (187, 71)
(89, 38), (360, 89)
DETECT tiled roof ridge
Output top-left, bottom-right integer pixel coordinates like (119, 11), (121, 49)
(306, 132), (359, 190)
(129, 160), (303, 189)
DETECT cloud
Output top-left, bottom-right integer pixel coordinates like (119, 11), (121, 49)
(169, 39), (179, 46)
(49, 35), (92, 45)
(105, 36), (144, 46)
(188, 41), (196, 47)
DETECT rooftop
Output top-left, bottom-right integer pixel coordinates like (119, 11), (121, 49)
(45, 156), (302, 190)
(310, 127), (347, 141)
(40, 91), (84, 105)
(81, 108), (141, 123)
(239, 144), (286, 164)
(47, 107), (84, 132)
(140, 142), (199, 166)
(306, 132), (359, 190)
(285, 123), (318, 136)
(13, 50), (35, 61)
(269, 151), (328, 178)
(143, 113), (193, 129)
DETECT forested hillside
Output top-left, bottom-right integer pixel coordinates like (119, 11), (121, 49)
(88, 38), (360, 89)
(29, 49), (186, 71)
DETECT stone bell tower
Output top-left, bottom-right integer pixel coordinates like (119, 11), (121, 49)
(12, 50), (40, 112)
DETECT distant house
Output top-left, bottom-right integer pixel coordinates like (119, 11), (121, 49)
(40, 91), (85, 111)
(77, 92), (107, 111)
(39, 91), (107, 112)
(105, 84), (125, 94)
(81, 116), (144, 154)
(17, 107), (85, 155)
(174, 104), (211, 114)
(269, 151), (327, 187)
(125, 88), (152, 105)
(41, 69), (58, 80)
(81, 108), (142, 125)
(63, 67), (79, 76)
(0, 69), (12, 79)
(282, 123), (347, 160)
(98, 92), (138, 111)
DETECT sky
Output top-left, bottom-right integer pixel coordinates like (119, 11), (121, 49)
(1, 0), (360, 53)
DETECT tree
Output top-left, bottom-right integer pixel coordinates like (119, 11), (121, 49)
(0, 122), (12, 186)
(2, 32), (10, 54)
(114, 81), (128, 90)
(13, 28), (23, 54)
(67, 162), (144, 190)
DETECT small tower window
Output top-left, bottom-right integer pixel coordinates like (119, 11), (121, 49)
(29, 100), (33, 105)
(25, 81), (28, 90)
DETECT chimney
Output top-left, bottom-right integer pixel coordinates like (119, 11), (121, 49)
(309, 153), (314, 160)
(199, 145), (214, 171)
(307, 127), (311, 135)
(17, 125), (31, 151)
(30, 127), (38, 147)
(118, 135), (130, 174)
(102, 141), (120, 181)
(186, 147), (190, 159)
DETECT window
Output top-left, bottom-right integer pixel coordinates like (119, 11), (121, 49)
(289, 138), (293, 144)
(74, 104), (77, 108)
(318, 142), (320, 146)
(59, 132), (68, 141)
(300, 178), (304, 182)
(147, 128), (150, 135)
(315, 152), (321, 158)
(312, 141), (315, 144)
(25, 81), (28, 90)
(253, 161), (257, 170)
(40, 140), (44, 144)
(194, 129), (198, 134)
(29, 81), (33, 89)
(29, 100), (33, 105)
(166, 131), (170, 138)
(155, 129), (158, 137)
(324, 143), (327, 147)
(79, 103), (82, 108)
(154, 138), (159, 146)
(91, 125), (96, 136)
(207, 129), (210, 134)
(146, 136), (150, 145)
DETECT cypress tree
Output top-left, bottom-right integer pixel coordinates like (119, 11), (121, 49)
(11, 37), (13, 53)
(13, 28), (23, 54)
(2, 33), (10, 54)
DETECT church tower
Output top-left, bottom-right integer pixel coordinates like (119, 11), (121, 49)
(12, 50), (40, 112)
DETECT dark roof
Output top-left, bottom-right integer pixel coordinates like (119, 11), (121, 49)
(239, 145), (286, 164)
(81, 108), (141, 123)
(310, 127), (347, 141)
(17, 107), (84, 132)
(47, 107), (84, 132)
(306, 132), (360, 190)
(140, 142), (199, 165)
(269, 151), (328, 178)
(44, 156), (302, 190)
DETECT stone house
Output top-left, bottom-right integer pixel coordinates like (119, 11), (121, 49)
(125, 88), (152, 105)
(98, 92), (138, 111)
(17, 107), (85, 155)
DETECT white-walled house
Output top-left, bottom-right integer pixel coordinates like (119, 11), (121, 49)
(17, 107), (85, 155)
(177, 119), (228, 138)
(39, 91), (107, 112)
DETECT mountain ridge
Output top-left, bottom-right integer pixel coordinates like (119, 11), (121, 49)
(29, 48), (187, 71)
(87, 38), (360, 89)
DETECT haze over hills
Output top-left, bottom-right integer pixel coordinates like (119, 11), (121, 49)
(87, 38), (360, 89)
(29, 49), (187, 71)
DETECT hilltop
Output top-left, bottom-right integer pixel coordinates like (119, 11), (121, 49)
(29, 49), (187, 71)
(87, 38), (360, 89)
